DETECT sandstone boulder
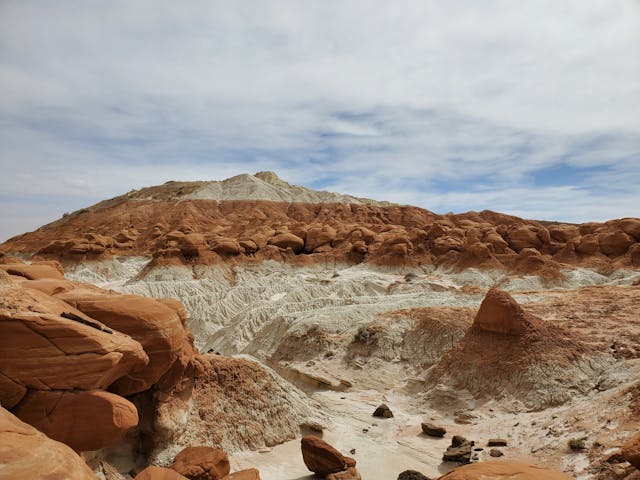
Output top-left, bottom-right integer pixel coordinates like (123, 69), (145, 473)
(472, 287), (532, 335)
(305, 225), (337, 252)
(268, 232), (305, 252)
(135, 466), (189, 480)
(171, 446), (231, 480)
(55, 291), (190, 395)
(598, 230), (635, 257)
(507, 226), (542, 251)
(13, 389), (138, 452)
(620, 218), (640, 241)
(0, 406), (98, 480)
(622, 432), (640, 470)
(0, 287), (148, 398)
(437, 460), (573, 479)
(210, 237), (243, 256)
(0, 262), (64, 280)
(301, 435), (351, 475)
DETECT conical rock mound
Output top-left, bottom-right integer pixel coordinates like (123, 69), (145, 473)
(426, 288), (613, 410)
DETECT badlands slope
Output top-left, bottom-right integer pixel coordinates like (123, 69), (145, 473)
(1, 172), (640, 480)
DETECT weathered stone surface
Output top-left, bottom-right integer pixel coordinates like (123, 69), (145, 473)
(0, 286), (148, 394)
(437, 460), (573, 479)
(13, 389), (138, 452)
(171, 446), (231, 480)
(0, 262), (64, 280)
(398, 470), (432, 480)
(221, 468), (261, 480)
(372, 403), (394, 418)
(0, 406), (98, 480)
(421, 422), (446, 437)
(301, 435), (351, 475)
(472, 288), (532, 335)
(268, 232), (305, 252)
(55, 291), (191, 395)
(622, 432), (640, 470)
(134, 466), (189, 480)
(326, 467), (362, 480)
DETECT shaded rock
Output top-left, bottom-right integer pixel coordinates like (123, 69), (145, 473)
(221, 468), (261, 480)
(487, 438), (507, 447)
(135, 466), (189, 480)
(622, 433), (640, 470)
(373, 403), (394, 418)
(398, 469), (432, 480)
(13, 389), (138, 452)
(443, 436), (474, 464)
(0, 406), (98, 479)
(305, 225), (337, 252)
(437, 460), (573, 479)
(171, 446), (231, 480)
(301, 435), (351, 475)
(489, 448), (504, 457)
(421, 422), (446, 437)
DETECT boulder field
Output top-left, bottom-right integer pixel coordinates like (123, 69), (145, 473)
(1, 173), (639, 277)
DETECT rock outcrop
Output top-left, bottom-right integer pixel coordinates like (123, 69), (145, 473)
(301, 436), (355, 475)
(437, 460), (573, 479)
(426, 288), (613, 410)
(0, 406), (98, 480)
(622, 433), (640, 470)
(1, 173), (637, 276)
(170, 446), (230, 480)
(13, 389), (138, 452)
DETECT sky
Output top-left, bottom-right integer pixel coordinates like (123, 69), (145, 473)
(0, 1), (639, 241)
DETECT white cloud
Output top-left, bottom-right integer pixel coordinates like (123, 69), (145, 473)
(0, 0), (638, 241)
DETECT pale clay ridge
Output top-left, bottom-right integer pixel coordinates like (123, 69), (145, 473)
(182, 171), (393, 205)
(59, 258), (640, 479)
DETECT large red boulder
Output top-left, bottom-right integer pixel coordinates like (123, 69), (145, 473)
(0, 406), (98, 480)
(472, 287), (533, 335)
(171, 446), (231, 480)
(0, 286), (148, 406)
(300, 435), (353, 475)
(267, 232), (305, 252)
(13, 389), (138, 452)
(56, 291), (192, 395)
(135, 466), (189, 480)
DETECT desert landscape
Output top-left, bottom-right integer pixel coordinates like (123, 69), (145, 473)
(1, 172), (639, 480)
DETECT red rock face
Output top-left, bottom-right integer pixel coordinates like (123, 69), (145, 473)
(472, 287), (532, 335)
(622, 432), (640, 470)
(135, 466), (190, 480)
(13, 389), (138, 452)
(55, 291), (193, 396)
(437, 460), (573, 479)
(300, 435), (352, 475)
(1, 188), (637, 276)
(0, 406), (98, 480)
(171, 446), (231, 480)
(0, 257), (199, 454)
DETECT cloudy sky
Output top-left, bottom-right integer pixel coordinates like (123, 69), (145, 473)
(1, 1), (639, 241)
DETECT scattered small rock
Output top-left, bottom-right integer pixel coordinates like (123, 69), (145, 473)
(489, 449), (504, 457)
(362, 428), (368, 433)
(373, 404), (394, 418)
(350, 448), (356, 455)
(398, 470), (432, 480)
(421, 422), (446, 438)
(488, 438), (508, 447)
(443, 436), (475, 464)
